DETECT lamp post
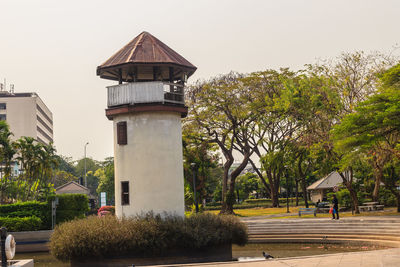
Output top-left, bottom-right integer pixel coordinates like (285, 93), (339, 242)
(84, 142), (89, 188)
(190, 163), (199, 213)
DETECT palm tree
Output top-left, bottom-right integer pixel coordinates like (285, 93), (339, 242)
(0, 121), (15, 203)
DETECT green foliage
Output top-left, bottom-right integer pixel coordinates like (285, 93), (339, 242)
(0, 201), (51, 229)
(53, 170), (78, 188)
(235, 173), (259, 201)
(327, 189), (365, 209)
(378, 188), (397, 206)
(190, 204), (204, 214)
(0, 216), (42, 232)
(95, 157), (115, 205)
(49, 194), (89, 224)
(50, 213), (247, 261)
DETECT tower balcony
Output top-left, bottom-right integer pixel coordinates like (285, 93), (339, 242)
(107, 81), (185, 108)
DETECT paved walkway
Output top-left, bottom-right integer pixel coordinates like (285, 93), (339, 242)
(158, 248), (400, 267)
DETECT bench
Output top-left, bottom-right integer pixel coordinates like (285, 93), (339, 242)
(358, 206), (369, 212)
(358, 204), (385, 212)
(299, 208), (316, 217)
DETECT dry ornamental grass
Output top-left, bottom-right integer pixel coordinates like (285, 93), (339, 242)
(50, 213), (247, 262)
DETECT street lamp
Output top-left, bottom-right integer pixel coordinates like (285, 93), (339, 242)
(190, 163), (199, 213)
(84, 142), (89, 188)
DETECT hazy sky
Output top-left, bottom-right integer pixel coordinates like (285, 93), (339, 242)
(0, 0), (399, 161)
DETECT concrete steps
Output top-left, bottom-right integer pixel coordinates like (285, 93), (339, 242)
(243, 216), (400, 247)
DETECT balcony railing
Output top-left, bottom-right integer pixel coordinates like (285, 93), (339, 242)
(107, 81), (184, 108)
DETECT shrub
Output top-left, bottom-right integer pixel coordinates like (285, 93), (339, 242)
(0, 216), (42, 232)
(0, 201), (51, 229)
(50, 213), (247, 262)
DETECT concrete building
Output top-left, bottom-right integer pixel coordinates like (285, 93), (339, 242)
(0, 91), (53, 145)
(97, 31), (196, 218)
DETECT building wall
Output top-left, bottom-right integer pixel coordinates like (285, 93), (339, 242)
(0, 93), (53, 145)
(310, 190), (324, 203)
(113, 111), (185, 218)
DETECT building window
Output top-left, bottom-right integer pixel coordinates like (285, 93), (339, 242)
(0, 114), (6, 121)
(0, 103), (6, 110)
(117, 121), (127, 145)
(121, 181), (129, 205)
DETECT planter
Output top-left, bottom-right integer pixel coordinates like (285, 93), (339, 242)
(71, 244), (232, 267)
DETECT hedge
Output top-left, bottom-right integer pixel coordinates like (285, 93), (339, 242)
(0, 194), (90, 231)
(50, 213), (248, 262)
(0, 201), (51, 229)
(0, 216), (42, 232)
(49, 194), (90, 224)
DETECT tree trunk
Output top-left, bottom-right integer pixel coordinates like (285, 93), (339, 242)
(249, 159), (271, 198)
(271, 189), (279, 207)
(396, 194), (400, 213)
(348, 186), (359, 214)
(221, 150), (250, 214)
(297, 156), (309, 208)
(372, 168), (382, 202)
(221, 157), (233, 212)
(339, 169), (359, 214)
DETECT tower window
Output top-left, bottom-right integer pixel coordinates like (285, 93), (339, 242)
(121, 181), (129, 205)
(117, 121), (127, 145)
(0, 103), (6, 110)
(0, 114), (6, 121)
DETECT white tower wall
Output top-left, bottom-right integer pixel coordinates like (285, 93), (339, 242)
(113, 111), (185, 218)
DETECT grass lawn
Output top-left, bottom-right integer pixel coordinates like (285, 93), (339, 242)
(204, 206), (400, 218)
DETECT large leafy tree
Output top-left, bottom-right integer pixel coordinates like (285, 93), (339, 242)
(333, 63), (400, 211)
(187, 72), (260, 214)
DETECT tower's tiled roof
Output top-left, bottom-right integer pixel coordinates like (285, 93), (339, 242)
(97, 31), (196, 79)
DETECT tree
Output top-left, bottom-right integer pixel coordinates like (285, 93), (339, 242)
(54, 155), (77, 176)
(13, 137), (57, 201)
(75, 157), (100, 196)
(182, 126), (220, 205)
(187, 72), (258, 214)
(0, 121), (15, 203)
(235, 173), (259, 202)
(53, 170), (78, 188)
(95, 157), (115, 205)
(333, 63), (400, 211)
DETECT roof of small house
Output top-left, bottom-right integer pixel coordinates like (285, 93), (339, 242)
(307, 171), (343, 190)
(55, 181), (89, 194)
(97, 31), (197, 80)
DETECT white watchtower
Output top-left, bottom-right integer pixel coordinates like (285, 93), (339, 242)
(97, 31), (196, 218)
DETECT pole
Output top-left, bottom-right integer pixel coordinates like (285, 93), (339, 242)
(286, 169), (290, 213)
(191, 163), (199, 213)
(84, 142), (89, 188)
(1, 227), (7, 267)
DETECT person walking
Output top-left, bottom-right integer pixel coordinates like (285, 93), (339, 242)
(332, 194), (339, 220)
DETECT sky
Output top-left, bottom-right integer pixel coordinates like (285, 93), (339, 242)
(0, 0), (399, 161)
